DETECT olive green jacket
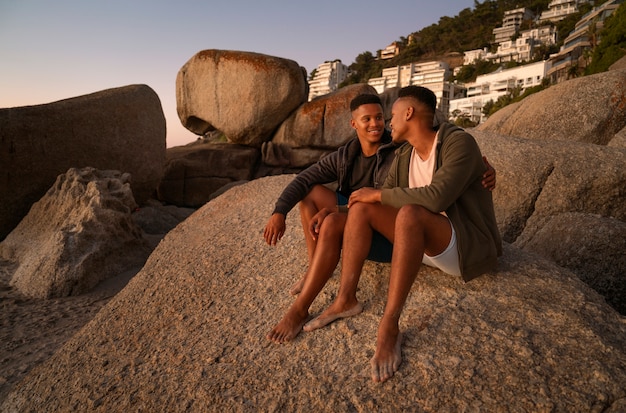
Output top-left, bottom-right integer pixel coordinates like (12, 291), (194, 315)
(381, 122), (502, 281)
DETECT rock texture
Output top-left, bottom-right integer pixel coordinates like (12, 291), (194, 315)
(473, 130), (626, 314)
(2, 176), (625, 412)
(0, 84), (166, 240)
(0, 168), (151, 298)
(513, 211), (626, 314)
(157, 141), (260, 208)
(477, 69), (626, 145)
(176, 50), (307, 146)
(263, 84), (378, 167)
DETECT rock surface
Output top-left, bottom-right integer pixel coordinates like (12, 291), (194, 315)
(2, 175), (625, 412)
(0, 168), (151, 298)
(157, 141), (260, 208)
(513, 211), (626, 314)
(473, 130), (626, 314)
(477, 69), (626, 146)
(176, 50), (307, 146)
(0, 84), (166, 240)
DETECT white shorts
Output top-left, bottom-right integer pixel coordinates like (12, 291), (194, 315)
(422, 220), (461, 277)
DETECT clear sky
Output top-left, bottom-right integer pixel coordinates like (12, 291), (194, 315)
(0, 0), (477, 147)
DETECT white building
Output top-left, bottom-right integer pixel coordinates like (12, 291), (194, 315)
(367, 61), (454, 113)
(539, 0), (590, 22)
(449, 60), (550, 124)
(492, 8), (535, 44)
(547, 0), (623, 84)
(308, 60), (349, 101)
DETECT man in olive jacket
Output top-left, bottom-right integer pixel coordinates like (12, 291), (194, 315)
(304, 86), (502, 383)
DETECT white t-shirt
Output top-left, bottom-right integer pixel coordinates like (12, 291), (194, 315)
(408, 132), (438, 189)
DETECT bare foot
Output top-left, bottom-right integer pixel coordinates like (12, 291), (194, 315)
(302, 302), (363, 332)
(289, 274), (306, 296)
(266, 306), (308, 344)
(370, 324), (402, 383)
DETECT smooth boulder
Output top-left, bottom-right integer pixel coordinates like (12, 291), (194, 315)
(176, 50), (307, 146)
(477, 69), (626, 145)
(0, 84), (166, 240)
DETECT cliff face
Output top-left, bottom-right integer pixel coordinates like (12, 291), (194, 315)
(2, 175), (625, 412)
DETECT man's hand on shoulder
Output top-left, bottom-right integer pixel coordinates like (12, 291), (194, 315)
(264, 213), (286, 246)
(482, 156), (496, 191)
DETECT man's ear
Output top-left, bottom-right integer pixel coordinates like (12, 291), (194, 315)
(406, 106), (414, 120)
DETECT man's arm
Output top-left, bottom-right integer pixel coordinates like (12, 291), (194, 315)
(381, 132), (485, 212)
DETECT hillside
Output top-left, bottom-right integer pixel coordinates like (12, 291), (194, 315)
(341, 0), (592, 85)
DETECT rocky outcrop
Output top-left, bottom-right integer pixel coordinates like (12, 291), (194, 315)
(157, 141), (260, 207)
(0, 84), (166, 240)
(0, 168), (151, 298)
(176, 50), (307, 146)
(2, 175), (625, 412)
(263, 84), (379, 167)
(513, 211), (626, 314)
(477, 69), (626, 145)
(472, 130), (626, 314)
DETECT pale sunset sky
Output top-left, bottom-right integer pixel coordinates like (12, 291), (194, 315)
(0, 0), (476, 147)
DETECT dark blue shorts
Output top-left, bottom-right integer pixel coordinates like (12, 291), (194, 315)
(337, 193), (393, 263)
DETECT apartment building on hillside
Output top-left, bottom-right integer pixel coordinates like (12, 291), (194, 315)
(449, 60), (550, 124)
(308, 60), (349, 101)
(547, 0), (624, 84)
(539, 0), (590, 22)
(379, 41), (403, 60)
(492, 8), (535, 44)
(367, 61), (456, 114)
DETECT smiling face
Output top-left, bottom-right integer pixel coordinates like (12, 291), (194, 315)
(351, 103), (385, 147)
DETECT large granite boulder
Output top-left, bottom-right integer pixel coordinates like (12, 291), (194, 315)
(473, 130), (626, 313)
(0, 168), (151, 298)
(0, 84), (166, 241)
(176, 50), (307, 146)
(513, 211), (626, 314)
(156, 141), (260, 208)
(477, 69), (626, 146)
(2, 175), (625, 411)
(263, 84), (378, 167)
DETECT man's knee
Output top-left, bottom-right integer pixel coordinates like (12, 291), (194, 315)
(397, 204), (430, 225)
(319, 212), (346, 238)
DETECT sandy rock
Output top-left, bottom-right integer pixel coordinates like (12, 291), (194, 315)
(2, 175), (625, 412)
(610, 125), (626, 148)
(472, 130), (626, 313)
(271, 84), (378, 147)
(0, 84), (166, 241)
(477, 69), (626, 145)
(473, 130), (626, 241)
(0, 168), (151, 298)
(514, 212), (626, 314)
(157, 142), (260, 207)
(176, 50), (307, 146)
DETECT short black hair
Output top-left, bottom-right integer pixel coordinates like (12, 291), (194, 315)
(397, 86), (437, 113)
(350, 93), (382, 112)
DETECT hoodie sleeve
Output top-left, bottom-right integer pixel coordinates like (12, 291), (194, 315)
(272, 150), (341, 216)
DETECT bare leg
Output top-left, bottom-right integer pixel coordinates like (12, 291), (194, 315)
(267, 213), (347, 343)
(371, 205), (452, 382)
(292, 185), (337, 295)
(304, 202), (398, 331)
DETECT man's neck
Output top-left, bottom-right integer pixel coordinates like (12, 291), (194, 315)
(408, 129), (437, 160)
(361, 141), (380, 157)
